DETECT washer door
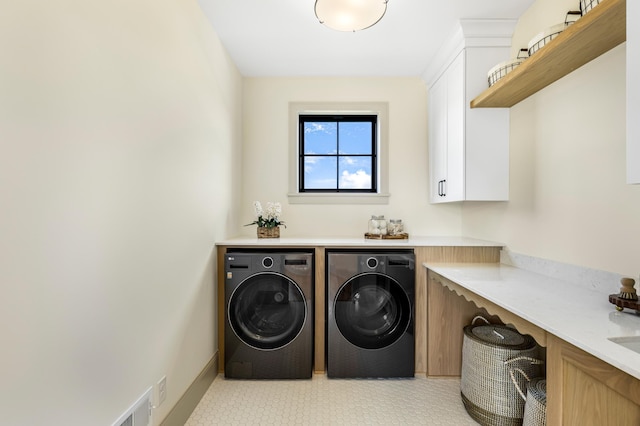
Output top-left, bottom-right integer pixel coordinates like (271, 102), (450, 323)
(228, 272), (307, 350)
(334, 272), (411, 350)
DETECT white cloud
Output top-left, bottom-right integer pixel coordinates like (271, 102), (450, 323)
(304, 156), (319, 173)
(305, 123), (329, 134)
(340, 170), (371, 189)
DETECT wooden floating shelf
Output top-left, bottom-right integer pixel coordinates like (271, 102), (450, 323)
(471, 0), (626, 108)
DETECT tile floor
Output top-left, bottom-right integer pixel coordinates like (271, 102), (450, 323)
(185, 374), (477, 425)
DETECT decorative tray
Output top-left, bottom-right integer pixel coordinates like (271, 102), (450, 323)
(609, 294), (640, 313)
(364, 233), (409, 240)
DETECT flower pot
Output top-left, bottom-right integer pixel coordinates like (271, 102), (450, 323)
(257, 226), (280, 238)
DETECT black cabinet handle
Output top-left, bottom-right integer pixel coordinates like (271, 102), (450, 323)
(437, 179), (447, 197)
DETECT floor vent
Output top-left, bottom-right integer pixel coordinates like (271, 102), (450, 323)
(112, 387), (152, 426)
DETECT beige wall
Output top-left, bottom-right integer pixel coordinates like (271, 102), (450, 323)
(241, 77), (463, 238)
(0, 1), (242, 425)
(463, 0), (640, 277)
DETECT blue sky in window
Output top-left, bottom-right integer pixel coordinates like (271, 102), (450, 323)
(304, 121), (372, 189)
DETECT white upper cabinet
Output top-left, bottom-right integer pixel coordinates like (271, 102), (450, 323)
(628, 0), (639, 183)
(424, 20), (514, 203)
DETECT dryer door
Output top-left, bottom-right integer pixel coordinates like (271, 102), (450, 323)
(334, 272), (411, 350)
(228, 272), (307, 350)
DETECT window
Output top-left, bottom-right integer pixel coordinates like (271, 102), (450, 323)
(288, 102), (389, 205)
(299, 115), (377, 193)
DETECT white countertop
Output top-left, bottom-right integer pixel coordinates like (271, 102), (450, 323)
(424, 262), (640, 380)
(216, 236), (503, 247)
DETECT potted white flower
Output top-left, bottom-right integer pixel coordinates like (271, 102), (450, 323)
(245, 201), (286, 238)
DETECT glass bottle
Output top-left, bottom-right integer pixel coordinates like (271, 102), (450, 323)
(368, 215), (386, 235)
(389, 219), (403, 235)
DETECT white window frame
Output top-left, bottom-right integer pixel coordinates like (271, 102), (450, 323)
(288, 101), (390, 205)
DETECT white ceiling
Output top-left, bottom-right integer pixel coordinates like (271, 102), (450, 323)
(197, 0), (535, 77)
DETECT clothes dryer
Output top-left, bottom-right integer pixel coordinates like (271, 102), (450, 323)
(225, 250), (313, 379)
(327, 250), (415, 378)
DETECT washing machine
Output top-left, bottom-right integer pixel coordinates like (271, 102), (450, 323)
(224, 250), (314, 379)
(327, 250), (415, 378)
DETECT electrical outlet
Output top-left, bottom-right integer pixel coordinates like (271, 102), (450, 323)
(157, 376), (167, 406)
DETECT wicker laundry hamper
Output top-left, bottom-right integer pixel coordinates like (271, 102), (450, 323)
(522, 378), (547, 426)
(461, 318), (544, 426)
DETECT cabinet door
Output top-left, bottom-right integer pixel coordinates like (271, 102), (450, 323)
(444, 52), (465, 201)
(547, 334), (640, 425)
(628, 0), (640, 184)
(428, 52), (464, 203)
(428, 72), (448, 203)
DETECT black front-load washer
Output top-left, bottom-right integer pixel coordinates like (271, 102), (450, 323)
(327, 250), (415, 378)
(224, 250), (314, 379)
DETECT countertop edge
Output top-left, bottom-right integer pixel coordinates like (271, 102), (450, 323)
(215, 236), (504, 247)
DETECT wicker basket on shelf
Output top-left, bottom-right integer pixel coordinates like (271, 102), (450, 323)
(527, 11), (581, 56)
(580, 0), (601, 15)
(461, 317), (544, 426)
(488, 49), (529, 87)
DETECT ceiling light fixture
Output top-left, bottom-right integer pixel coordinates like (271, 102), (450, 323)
(315, 0), (389, 32)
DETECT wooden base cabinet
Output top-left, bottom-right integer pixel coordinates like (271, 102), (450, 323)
(547, 334), (640, 426)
